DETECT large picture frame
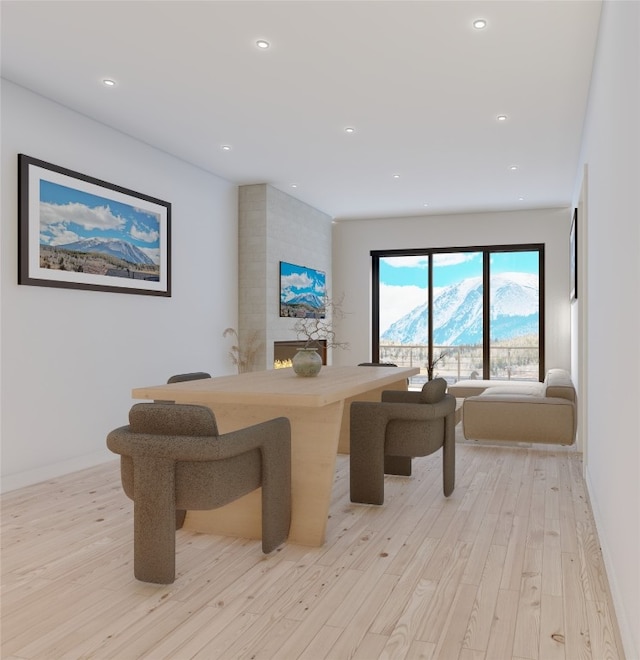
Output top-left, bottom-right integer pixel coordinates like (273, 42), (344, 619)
(18, 154), (171, 296)
(279, 261), (326, 318)
(570, 208), (578, 300)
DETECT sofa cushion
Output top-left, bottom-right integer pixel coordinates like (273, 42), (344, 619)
(420, 377), (447, 403)
(448, 378), (542, 398)
(480, 383), (545, 397)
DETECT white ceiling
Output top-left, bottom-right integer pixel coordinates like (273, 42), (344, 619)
(1, 1), (602, 220)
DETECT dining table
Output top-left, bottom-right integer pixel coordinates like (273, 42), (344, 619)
(132, 365), (419, 546)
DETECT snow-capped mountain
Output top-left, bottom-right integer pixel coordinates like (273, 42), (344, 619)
(382, 273), (538, 345)
(58, 237), (155, 265)
(283, 292), (324, 309)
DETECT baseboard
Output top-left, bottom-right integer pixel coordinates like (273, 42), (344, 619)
(0, 449), (115, 494)
(585, 465), (638, 660)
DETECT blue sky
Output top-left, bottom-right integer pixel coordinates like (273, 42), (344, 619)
(381, 251), (539, 288)
(39, 179), (161, 263)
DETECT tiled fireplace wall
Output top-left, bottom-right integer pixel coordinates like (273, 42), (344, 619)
(238, 184), (332, 371)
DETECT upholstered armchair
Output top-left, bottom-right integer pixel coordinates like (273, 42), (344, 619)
(350, 378), (456, 505)
(107, 403), (291, 584)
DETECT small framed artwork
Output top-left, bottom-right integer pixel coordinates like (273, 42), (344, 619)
(279, 261), (326, 318)
(570, 208), (578, 300)
(18, 154), (171, 296)
(569, 209), (578, 300)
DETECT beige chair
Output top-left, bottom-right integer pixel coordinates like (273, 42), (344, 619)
(107, 403), (291, 584)
(350, 378), (456, 505)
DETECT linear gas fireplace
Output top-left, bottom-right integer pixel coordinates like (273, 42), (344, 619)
(273, 340), (327, 367)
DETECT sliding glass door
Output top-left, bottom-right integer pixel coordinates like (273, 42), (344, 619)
(373, 245), (544, 385)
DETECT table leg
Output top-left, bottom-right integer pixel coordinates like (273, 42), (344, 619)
(184, 400), (344, 547)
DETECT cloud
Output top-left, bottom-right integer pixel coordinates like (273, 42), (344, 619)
(40, 223), (81, 246)
(379, 283), (426, 333)
(282, 272), (312, 291)
(382, 253), (479, 268)
(130, 224), (159, 243)
(40, 202), (126, 231)
(382, 255), (429, 268)
(433, 253), (480, 267)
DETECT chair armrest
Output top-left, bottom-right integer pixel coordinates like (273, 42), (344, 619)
(381, 390), (422, 404)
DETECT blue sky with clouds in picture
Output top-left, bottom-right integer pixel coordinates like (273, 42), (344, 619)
(38, 179), (161, 264)
(280, 261), (326, 302)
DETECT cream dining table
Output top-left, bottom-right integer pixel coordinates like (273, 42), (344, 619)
(132, 365), (419, 547)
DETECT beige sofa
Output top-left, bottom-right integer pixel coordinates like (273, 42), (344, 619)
(448, 368), (577, 445)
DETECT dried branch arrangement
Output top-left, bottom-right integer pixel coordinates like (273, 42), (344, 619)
(292, 294), (349, 351)
(222, 327), (262, 373)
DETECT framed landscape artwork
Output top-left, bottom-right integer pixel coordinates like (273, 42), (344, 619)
(279, 261), (326, 318)
(570, 208), (578, 300)
(18, 154), (171, 296)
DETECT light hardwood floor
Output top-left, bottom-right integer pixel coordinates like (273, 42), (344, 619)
(1, 434), (625, 659)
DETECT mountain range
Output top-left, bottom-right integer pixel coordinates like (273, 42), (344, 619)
(57, 237), (155, 266)
(282, 292), (325, 309)
(382, 272), (539, 345)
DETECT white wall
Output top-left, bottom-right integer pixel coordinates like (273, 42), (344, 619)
(0, 80), (238, 491)
(575, 1), (640, 656)
(332, 208), (571, 371)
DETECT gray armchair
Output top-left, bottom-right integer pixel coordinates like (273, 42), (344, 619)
(350, 378), (456, 505)
(107, 403), (291, 584)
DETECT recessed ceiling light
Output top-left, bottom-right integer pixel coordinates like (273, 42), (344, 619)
(509, 165), (518, 171)
(473, 19), (487, 29)
(291, 184), (297, 188)
(393, 174), (400, 179)
(102, 78), (116, 87)
(497, 114), (508, 122)
(344, 127), (355, 134)
(221, 145), (232, 151)
(423, 203), (429, 207)
(256, 40), (270, 49)
(518, 196), (525, 201)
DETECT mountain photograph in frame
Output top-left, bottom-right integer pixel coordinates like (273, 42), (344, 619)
(279, 261), (326, 318)
(18, 154), (171, 296)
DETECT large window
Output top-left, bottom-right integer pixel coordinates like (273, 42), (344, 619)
(372, 245), (544, 386)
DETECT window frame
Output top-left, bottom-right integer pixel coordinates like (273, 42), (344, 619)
(371, 243), (545, 382)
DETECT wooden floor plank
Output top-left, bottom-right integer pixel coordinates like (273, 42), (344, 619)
(539, 592), (567, 660)
(463, 543), (508, 654)
(1, 441), (626, 660)
(485, 588), (520, 659)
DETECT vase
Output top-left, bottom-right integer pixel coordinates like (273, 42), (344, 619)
(292, 348), (322, 377)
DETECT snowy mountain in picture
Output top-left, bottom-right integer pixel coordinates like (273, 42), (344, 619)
(382, 272), (538, 345)
(284, 292), (325, 308)
(58, 237), (155, 265)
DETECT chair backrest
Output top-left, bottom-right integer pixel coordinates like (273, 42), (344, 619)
(419, 377), (447, 403)
(357, 362), (398, 367)
(129, 402), (219, 436)
(167, 372), (211, 383)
